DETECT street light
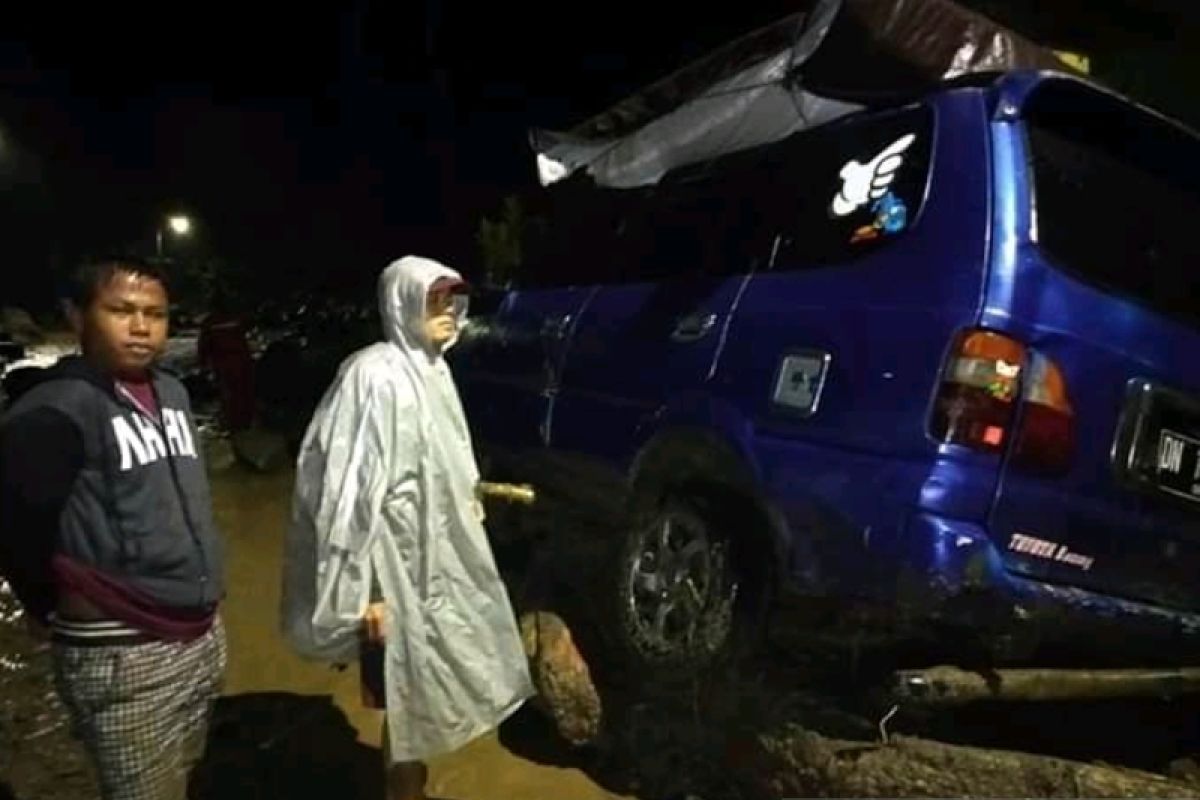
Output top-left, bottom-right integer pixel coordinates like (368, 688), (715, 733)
(167, 215), (191, 236)
(156, 214), (192, 258)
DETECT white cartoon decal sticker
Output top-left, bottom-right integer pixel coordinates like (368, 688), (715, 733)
(829, 133), (918, 245)
(830, 133), (916, 217)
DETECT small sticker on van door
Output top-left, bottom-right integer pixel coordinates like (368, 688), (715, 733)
(772, 351), (832, 417)
(849, 191), (909, 244)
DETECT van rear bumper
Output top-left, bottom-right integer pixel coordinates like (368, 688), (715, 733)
(899, 512), (1200, 663)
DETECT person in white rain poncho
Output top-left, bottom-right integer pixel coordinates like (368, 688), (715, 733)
(281, 255), (534, 800)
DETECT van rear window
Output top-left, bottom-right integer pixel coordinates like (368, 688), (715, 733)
(1025, 81), (1200, 329)
(763, 103), (934, 269)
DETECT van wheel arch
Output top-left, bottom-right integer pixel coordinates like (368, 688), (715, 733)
(602, 429), (785, 681)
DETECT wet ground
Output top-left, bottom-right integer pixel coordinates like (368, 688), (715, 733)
(208, 464), (627, 800)
(3, 337), (1200, 798)
(6, 456), (1199, 800)
(0, 462), (631, 800)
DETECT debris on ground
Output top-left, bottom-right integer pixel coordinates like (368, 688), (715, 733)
(520, 610), (603, 746)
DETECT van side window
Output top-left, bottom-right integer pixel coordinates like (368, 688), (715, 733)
(1024, 81), (1200, 329)
(609, 180), (766, 284)
(770, 104), (934, 269)
(519, 188), (628, 289)
(515, 104), (933, 287)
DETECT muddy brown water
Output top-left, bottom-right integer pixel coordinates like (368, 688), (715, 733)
(4, 438), (1200, 799)
(0, 461), (631, 800)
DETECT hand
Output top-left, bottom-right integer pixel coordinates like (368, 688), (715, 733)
(362, 602), (386, 644)
(473, 499), (487, 523)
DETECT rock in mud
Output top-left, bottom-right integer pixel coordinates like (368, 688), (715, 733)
(519, 610), (602, 746)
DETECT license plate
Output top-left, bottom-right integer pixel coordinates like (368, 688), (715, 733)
(1154, 429), (1200, 503)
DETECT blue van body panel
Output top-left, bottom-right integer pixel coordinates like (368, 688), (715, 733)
(450, 71), (1200, 661)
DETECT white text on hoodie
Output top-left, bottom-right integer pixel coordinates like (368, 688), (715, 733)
(111, 409), (198, 471)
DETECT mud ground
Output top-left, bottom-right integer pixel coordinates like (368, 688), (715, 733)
(0, 463), (630, 800)
(3, 452), (1200, 799)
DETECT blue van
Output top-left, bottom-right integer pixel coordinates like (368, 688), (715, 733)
(451, 71), (1200, 677)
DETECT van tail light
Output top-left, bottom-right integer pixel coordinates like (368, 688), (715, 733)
(930, 329), (1075, 472)
(930, 330), (1024, 453)
(1011, 353), (1075, 473)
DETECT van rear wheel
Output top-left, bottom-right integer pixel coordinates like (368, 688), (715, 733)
(608, 497), (739, 680)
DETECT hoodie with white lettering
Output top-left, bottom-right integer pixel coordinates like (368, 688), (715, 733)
(0, 355), (224, 623)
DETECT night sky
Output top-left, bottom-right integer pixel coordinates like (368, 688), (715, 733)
(0, 1), (800, 309)
(1, 0), (1197, 312)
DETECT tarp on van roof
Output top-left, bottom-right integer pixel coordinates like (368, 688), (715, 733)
(531, 0), (1080, 189)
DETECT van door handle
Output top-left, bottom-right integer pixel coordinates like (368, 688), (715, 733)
(541, 314), (573, 340)
(670, 312), (718, 343)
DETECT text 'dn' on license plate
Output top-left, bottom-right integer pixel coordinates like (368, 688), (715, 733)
(1154, 429), (1200, 503)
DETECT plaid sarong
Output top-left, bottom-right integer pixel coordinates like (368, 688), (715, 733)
(51, 614), (227, 800)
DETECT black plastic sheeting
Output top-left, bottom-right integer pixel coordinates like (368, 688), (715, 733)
(530, 0), (1081, 188)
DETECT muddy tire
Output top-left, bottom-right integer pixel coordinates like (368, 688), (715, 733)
(606, 496), (741, 683)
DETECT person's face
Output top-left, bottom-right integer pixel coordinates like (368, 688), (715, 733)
(71, 270), (170, 378)
(423, 285), (459, 348)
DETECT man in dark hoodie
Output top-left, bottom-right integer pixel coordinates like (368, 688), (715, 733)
(0, 255), (226, 800)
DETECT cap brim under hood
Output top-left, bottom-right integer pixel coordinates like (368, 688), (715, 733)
(378, 255), (470, 356)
